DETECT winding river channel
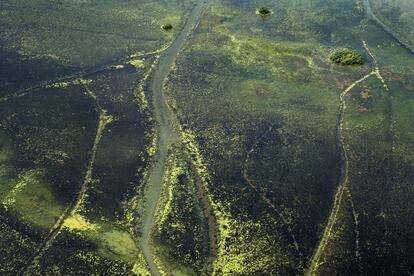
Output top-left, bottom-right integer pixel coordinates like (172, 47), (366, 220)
(363, 0), (414, 54)
(139, 1), (208, 275)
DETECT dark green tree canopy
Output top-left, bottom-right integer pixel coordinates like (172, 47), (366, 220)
(330, 49), (364, 65)
(161, 23), (173, 30)
(258, 6), (272, 16)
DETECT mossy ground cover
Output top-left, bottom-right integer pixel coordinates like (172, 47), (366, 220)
(345, 76), (414, 274)
(0, 0), (194, 100)
(1, 0), (413, 274)
(31, 61), (155, 274)
(0, 84), (97, 213)
(0, 0), (193, 67)
(370, 0), (414, 48)
(0, 220), (36, 274)
(165, 0), (372, 273)
(0, 49), (76, 99)
(164, 0), (414, 274)
(340, 20), (414, 274)
(0, 1), (195, 274)
(0, 38), (158, 275)
(310, 15), (414, 274)
(0, 84), (97, 273)
(152, 147), (209, 275)
(311, 188), (360, 275)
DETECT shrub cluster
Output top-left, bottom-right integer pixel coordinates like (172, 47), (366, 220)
(258, 6), (272, 16)
(161, 23), (173, 30)
(330, 49), (364, 65)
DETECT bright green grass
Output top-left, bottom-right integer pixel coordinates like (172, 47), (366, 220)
(97, 227), (139, 263)
(10, 169), (64, 229)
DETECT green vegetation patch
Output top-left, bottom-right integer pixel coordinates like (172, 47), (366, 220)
(32, 60), (154, 275)
(257, 6), (272, 16)
(5, 169), (64, 229)
(0, 0), (194, 67)
(330, 49), (364, 65)
(164, 0), (373, 273)
(344, 52), (414, 274)
(371, 0), (414, 49)
(161, 23), (174, 31)
(0, 221), (37, 274)
(153, 148), (208, 275)
(0, 82), (98, 273)
(33, 228), (134, 275)
(99, 230), (138, 258)
(311, 189), (360, 275)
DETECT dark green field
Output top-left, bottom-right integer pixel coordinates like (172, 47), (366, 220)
(0, 0), (413, 275)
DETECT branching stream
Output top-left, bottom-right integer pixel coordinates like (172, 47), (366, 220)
(138, 1), (209, 275)
(307, 40), (388, 275)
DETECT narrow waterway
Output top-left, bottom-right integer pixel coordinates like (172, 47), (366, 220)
(307, 39), (387, 275)
(139, 1), (208, 275)
(307, 70), (375, 275)
(19, 84), (110, 276)
(362, 0), (414, 55)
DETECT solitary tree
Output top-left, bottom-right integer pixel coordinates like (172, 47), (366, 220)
(330, 49), (364, 65)
(257, 6), (272, 16)
(161, 23), (173, 31)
